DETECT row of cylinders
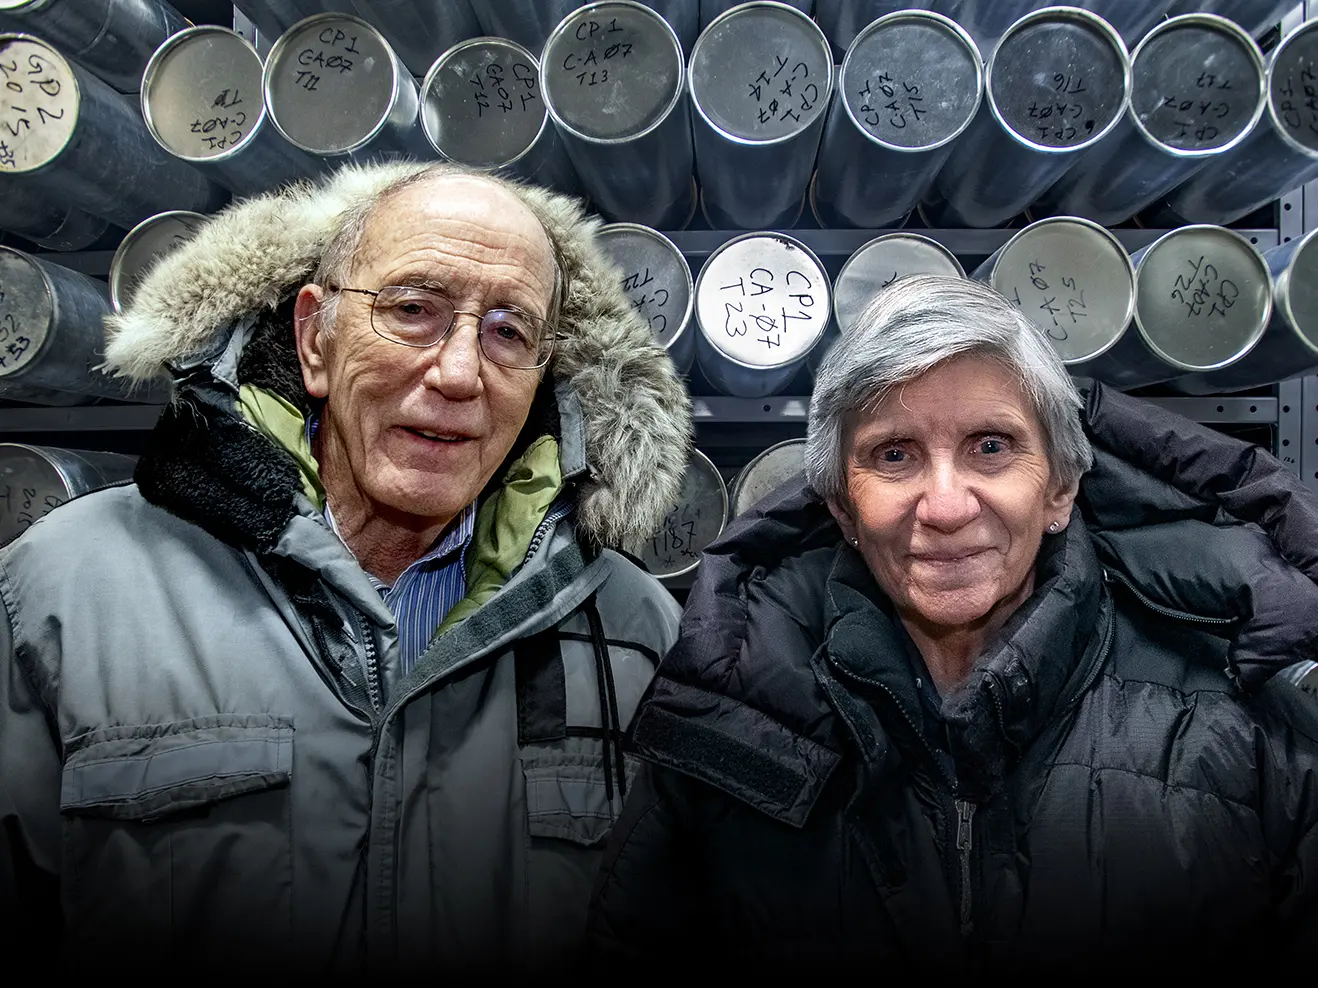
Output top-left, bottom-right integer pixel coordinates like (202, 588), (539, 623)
(1, 207), (1314, 407)
(1, 1), (1316, 251)
(0, 436), (793, 583)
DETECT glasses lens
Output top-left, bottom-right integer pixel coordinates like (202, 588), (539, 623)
(371, 286), (454, 346)
(479, 309), (548, 369)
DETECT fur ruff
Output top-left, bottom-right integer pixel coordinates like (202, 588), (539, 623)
(103, 162), (694, 552)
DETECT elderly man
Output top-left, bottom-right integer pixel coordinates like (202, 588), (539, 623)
(0, 162), (691, 975)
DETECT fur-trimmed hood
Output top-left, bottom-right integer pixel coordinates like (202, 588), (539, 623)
(103, 161), (693, 551)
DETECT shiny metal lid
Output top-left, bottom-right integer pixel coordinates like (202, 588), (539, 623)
(0, 36), (78, 173)
(0, 247), (49, 377)
(0, 444), (66, 545)
(421, 37), (547, 168)
(541, 1), (684, 143)
(1267, 18), (1318, 156)
(695, 232), (830, 369)
(637, 448), (728, 579)
(264, 14), (399, 154)
(841, 10), (981, 152)
(109, 210), (207, 313)
(986, 216), (1135, 364)
(1133, 225), (1272, 372)
(730, 439), (805, 517)
(1130, 15), (1264, 155)
(989, 7), (1129, 151)
(834, 233), (965, 334)
(688, 1), (832, 143)
(1276, 229), (1318, 357)
(142, 26), (266, 162)
(597, 222), (693, 351)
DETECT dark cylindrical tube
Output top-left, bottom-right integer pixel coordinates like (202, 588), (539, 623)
(1163, 0), (1296, 39)
(0, 0), (189, 94)
(109, 210), (206, 314)
(350, 0), (482, 78)
(0, 444), (137, 540)
(812, 10), (981, 229)
(729, 438), (805, 518)
(1163, 18), (1318, 225)
(0, 246), (162, 401)
(0, 442), (138, 544)
(637, 447), (727, 581)
(934, 0), (1054, 56)
(142, 26), (326, 197)
(689, 2), (833, 229)
(927, 7), (1131, 229)
(263, 13), (429, 164)
(597, 222), (695, 375)
(0, 183), (109, 250)
(641, 0), (698, 54)
(694, 231), (831, 398)
(972, 216), (1136, 372)
(541, 2), (695, 229)
(231, 2), (356, 46)
(1085, 225), (1272, 390)
(469, 1), (583, 54)
(1035, 14), (1266, 227)
(0, 35), (228, 231)
(421, 36), (582, 198)
(813, 1), (936, 59)
(1169, 228), (1318, 394)
(808, 231), (965, 380)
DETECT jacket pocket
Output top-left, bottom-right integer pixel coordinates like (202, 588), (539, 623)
(59, 714), (294, 963)
(522, 742), (635, 846)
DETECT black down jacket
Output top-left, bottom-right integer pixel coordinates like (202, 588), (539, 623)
(587, 384), (1318, 977)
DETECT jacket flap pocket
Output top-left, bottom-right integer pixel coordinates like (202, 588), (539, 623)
(522, 743), (633, 847)
(61, 714), (293, 822)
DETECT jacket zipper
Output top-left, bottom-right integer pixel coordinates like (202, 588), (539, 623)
(1102, 567), (1236, 626)
(954, 798), (976, 937)
(523, 500), (573, 565)
(353, 607), (383, 715)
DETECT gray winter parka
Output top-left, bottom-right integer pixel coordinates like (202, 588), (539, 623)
(0, 163), (693, 977)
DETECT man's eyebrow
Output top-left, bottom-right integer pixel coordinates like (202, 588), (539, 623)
(391, 274), (449, 291)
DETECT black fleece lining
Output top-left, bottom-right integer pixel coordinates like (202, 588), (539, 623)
(632, 705), (809, 816)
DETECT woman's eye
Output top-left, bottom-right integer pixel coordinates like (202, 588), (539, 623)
(880, 448), (906, 463)
(978, 438), (1007, 455)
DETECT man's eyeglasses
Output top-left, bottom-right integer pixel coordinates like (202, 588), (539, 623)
(329, 285), (557, 370)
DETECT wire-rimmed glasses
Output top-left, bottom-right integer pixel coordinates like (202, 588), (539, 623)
(330, 284), (556, 370)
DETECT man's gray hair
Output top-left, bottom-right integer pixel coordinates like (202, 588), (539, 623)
(804, 275), (1094, 504)
(310, 162), (568, 351)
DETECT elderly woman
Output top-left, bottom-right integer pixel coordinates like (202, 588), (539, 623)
(587, 276), (1318, 974)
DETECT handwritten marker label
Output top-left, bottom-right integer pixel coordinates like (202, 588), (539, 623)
(423, 41), (544, 168)
(1272, 26), (1318, 152)
(638, 452), (726, 577)
(0, 39), (76, 173)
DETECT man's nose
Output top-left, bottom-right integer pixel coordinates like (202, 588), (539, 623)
(914, 459), (981, 531)
(424, 315), (483, 398)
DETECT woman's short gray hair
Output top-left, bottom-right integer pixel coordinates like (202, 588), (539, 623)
(804, 275), (1094, 504)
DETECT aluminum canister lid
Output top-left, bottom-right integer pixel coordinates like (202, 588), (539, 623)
(1275, 230), (1318, 357)
(834, 233), (965, 334)
(422, 37), (547, 168)
(637, 448), (728, 579)
(688, 1), (832, 144)
(109, 210), (207, 313)
(142, 26), (267, 162)
(264, 14), (400, 154)
(695, 232), (831, 370)
(0, 443), (68, 545)
(1133, 225), (1272, 373)
(1129, 15), (1264, 155)
(841, 10), (981, 152)
(0, 35), (78, 173)
(541, 1), (684, 143)
(730, 439), (805, 517)
(989, 8), (1129, 151)
(1268, 19), (1318, 157)
(0, 247), (50, 376)
(597, 222), (693, 351)
(986, 217), (1135, 364)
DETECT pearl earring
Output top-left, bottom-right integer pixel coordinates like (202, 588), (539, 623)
(850, 536), (859, 546)
(1048, 521), (1060, 533)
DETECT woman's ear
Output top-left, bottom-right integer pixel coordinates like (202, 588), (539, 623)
(828, 495), (859, 545)
(1044, 476), (1081, 532)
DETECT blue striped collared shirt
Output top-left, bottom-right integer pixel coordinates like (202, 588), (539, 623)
(308, 415), (476, 675)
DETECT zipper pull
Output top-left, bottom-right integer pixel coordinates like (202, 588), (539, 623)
(955, 798), (976, 938)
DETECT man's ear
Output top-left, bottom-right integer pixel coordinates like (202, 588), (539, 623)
(293, 284), (330, 399)
(827, 494), (859, 545)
